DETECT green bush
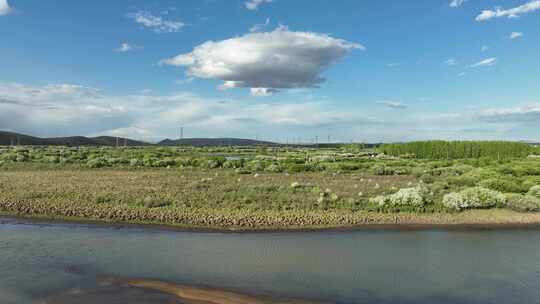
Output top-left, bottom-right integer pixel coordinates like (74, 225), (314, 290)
(142, 196), (171, 208)
(86, 157), (110, 168)
(478, 178), (529, 194)
(265, 163), (283, 173)
(372, 165), (394, 175)
(287, 163), (307, 173)
(447, 175), (477, 187)
(505, 193), (540, 212)
(443, 187), (506, 211)
(528, 185), (540, 199)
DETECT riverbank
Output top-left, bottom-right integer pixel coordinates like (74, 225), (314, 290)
(1, 164), (540, 231)
(3, 202), (540, 232)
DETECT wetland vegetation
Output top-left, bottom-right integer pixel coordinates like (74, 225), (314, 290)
(1, 141), (540, 230)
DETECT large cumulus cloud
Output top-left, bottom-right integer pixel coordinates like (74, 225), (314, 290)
(161, 27), (363, 95)
(0, 0), (12, 16)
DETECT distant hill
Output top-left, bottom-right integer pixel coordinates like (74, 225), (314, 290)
(0, 131), (150, 146)
(159, 138), (278, 147)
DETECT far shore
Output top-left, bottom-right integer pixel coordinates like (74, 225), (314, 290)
(3, 208), (540, 233)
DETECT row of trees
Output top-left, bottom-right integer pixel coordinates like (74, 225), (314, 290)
(379, 141), (534, 159)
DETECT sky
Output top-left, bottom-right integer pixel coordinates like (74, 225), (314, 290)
(0, 0), (539, 143)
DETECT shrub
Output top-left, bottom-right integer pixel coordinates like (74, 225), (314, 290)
(370, 186), (430, 207)
(478, 178), (529, 194)
(223, 159), (243, 169)
(316, 189), (339, 210)
(265, 163), (283, 173)
(287, 163), (306, 173)
(447, 175), (477, 187)
(443, 187), (506, 211)
(86, 157), (109, 168)
(528, 185), (540, 199)
(142, 196), (171, 208)
(245, 160), (267, 171)
(505, 193), (540, 212)
(420, 174), (435, 184)
(372, 165), (394, 176)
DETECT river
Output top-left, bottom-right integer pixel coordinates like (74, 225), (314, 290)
(1, 217), (540, 303)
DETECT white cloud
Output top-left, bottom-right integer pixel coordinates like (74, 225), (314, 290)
(3, 83), (540, 142)
(450, 0), (468, 8)
(128, 11), (184, 33)
(113, 42), (134, 52)
(476, 0), (540, 21)
(386, 62), (400, 67)
(245, 0), (272, 10)
(444, 59), (458, 66)
(458, 72), (466, 77)
(481, 45), (489, 52)
(510, 32), (524, 39)
(0, 0), (11, 15)
(468, 57), (497, 68)
(378, 101), (407, 109)
(477, 103), (540, 122)
(0, 82), (374, 141)
(161, 27), (363, 94)
(250, 17), (270, 32)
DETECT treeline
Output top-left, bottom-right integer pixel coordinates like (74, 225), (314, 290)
(379, 141), (534, 159)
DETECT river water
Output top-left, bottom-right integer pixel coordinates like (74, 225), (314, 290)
(1, 217), (540, 303)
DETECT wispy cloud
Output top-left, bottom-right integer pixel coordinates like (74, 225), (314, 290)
(468, 57), (497, 68)
(476, 0), (540, 21)
(378, 101), (407, 109)
(481, 45), (489, 52)
(0, 0), (12, 15)
(444, 59), (458, 66)
(477, 103), (540, 123)
(0, 82), (378, 141)
(386, 62), (400, 67)
(510, 32), (524, 39)
(449, 0), (468, 8)
(128, 11), (184, 33)
(250, 18), (270, 32)
(245, 0), (272, 11)
(113, 42), (135, 52)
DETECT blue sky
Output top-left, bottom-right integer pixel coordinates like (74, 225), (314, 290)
(0, 0), (539, 143)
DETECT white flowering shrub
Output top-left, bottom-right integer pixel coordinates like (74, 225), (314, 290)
(442, 192), (465, 211)
(370, 186), (429, 207)
(505, 193), (540, 212)
(528, 185), (540, 199)
(443, 187), (506, 211)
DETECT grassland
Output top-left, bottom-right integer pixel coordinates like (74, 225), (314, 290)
(1, 143), (540, 230)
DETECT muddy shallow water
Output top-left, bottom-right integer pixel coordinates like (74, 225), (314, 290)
(1, 217), (540, 303)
